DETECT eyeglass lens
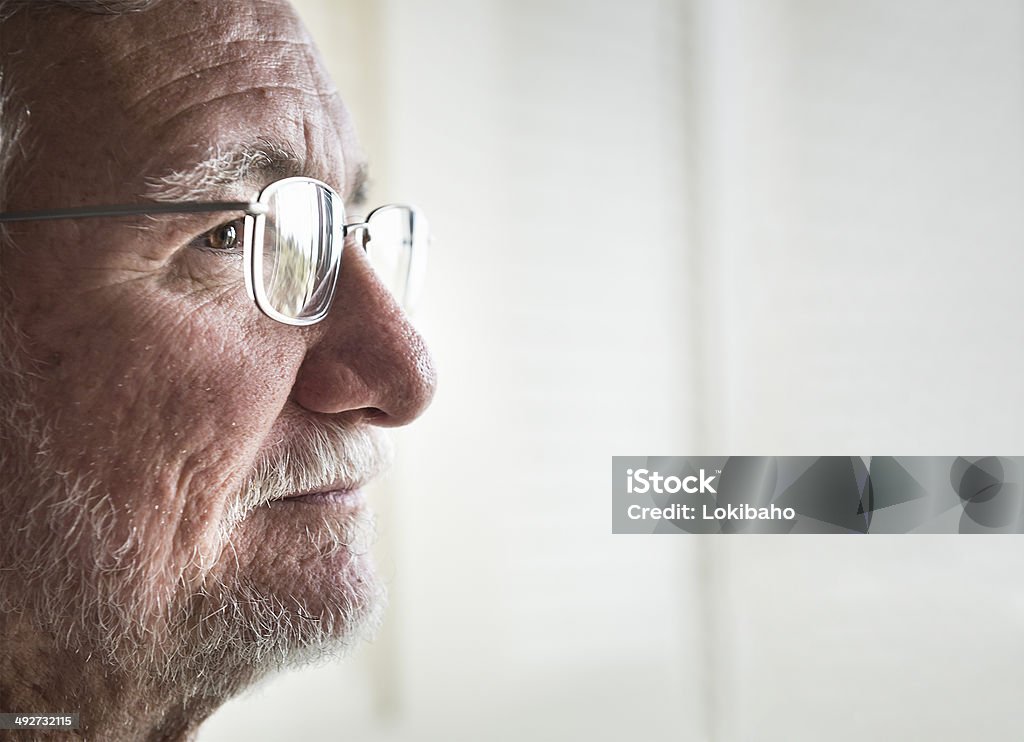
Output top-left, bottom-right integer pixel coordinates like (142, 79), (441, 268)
(260, 180), (342, 321)
(364, 204), (427, 312)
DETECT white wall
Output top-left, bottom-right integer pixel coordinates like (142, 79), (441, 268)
(202, 1), (1024, 740)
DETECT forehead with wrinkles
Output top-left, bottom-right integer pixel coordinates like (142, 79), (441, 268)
(3, 0), (361, 209)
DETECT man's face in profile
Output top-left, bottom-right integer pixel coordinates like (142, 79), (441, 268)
(0, 0), (434, 720)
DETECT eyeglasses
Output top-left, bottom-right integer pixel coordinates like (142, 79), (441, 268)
(0, 176), (428, 326)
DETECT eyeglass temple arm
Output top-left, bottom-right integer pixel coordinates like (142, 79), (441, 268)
(0, 201), (268, 223)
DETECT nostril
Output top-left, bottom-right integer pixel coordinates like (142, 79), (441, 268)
(360, 407), (387, 423)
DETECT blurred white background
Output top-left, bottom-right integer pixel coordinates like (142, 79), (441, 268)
(202, 1), (1024, 740)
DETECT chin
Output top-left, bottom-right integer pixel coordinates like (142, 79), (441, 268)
(153, 505), (387, 700)
(45, 501), (388, 706)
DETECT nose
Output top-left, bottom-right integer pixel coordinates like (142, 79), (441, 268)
(289, 245), (437, 426)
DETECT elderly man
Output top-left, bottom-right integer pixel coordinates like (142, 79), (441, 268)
(0, 0), (435, 738)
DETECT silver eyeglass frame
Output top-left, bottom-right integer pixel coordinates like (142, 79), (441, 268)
(0, 175), (427, 327)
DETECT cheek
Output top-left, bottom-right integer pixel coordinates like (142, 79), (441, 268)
(150, 328), (298, 576)
(23, 281), (304, 582)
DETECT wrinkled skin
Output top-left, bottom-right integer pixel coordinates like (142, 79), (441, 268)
(0, 2), (435, 739)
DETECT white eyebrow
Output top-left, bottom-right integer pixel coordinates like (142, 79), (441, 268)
(144, 140), (301, 202)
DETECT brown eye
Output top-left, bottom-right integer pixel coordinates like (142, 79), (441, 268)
(207, 223), (238, 250)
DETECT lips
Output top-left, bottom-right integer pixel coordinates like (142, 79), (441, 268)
(279, 487), (365, 506)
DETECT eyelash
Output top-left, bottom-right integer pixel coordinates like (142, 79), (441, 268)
(190, 218), (246, 255)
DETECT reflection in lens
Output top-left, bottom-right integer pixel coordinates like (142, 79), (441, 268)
(260, 181), (341, 321)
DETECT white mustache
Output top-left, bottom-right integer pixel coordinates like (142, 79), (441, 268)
(225, 421), (394, 528)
